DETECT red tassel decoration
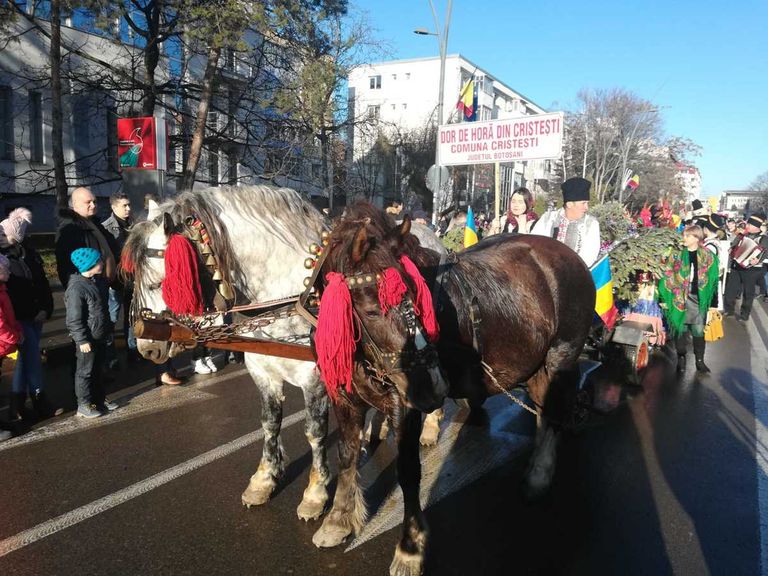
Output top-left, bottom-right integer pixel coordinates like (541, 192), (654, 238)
(315, 272), (356, 401)
(120, 248), (134, 275)
(378, 267), (407, 314)
(400, 255), (440, 342)
(162, 234), (203, 316)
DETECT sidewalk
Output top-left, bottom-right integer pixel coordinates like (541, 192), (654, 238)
(0, 280), (203, 429)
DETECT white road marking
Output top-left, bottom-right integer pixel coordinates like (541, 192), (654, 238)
(0, 409), (306, 558)
(746, 304), (768, 576)
(0, 368), (249, 452)
(346, 399), (533, 551)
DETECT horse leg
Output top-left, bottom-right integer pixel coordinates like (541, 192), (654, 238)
(313, 396), (367, 548)
(390, 407), (428, 576)
(296, 379), (331, 521)
(419, 407), (443, 446)
(523, 366), (558, 500)
(242, 377), (286, 508)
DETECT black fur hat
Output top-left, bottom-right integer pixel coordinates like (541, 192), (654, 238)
(561, 177), (591, 203)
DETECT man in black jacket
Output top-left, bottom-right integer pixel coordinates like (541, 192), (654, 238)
(55, 187), (118, 289)
(55, 187), (120, 370)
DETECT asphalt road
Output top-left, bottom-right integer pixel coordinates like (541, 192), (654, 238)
(0, 303), (766, 575)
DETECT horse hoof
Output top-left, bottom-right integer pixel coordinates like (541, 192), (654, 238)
(389, 545), (424, 576)
(241, 483), (274, 508)
(312, 521), (352, 548)
(297, 497), (327, 521)
(419, 426), (439, 446)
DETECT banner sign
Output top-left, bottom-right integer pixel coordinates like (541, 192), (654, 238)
(438, 111), (564, 166)
(117, 116), (167, 171)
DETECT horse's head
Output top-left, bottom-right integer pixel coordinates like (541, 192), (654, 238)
(122, 204), (185, 364)
(316, 209), (447, 413)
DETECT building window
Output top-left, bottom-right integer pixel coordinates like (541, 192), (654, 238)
(311, 163), (321, 179)
(391, 104), (396, 111)
(367, 105), (380, 120)
(208, 148), (219, 185)
(29, 91), (43, 163)
(392, 73), (397, 81)
(0, 86), (12, 160)
(405, 72), (410, 80)
(227, 151), (238, 185)
(402, 103), (407, 110)
(369, 75), (381, 89)
(106, 106), (118, 171)
(73, 96), (90, 150)
(225, 48), (235, 71)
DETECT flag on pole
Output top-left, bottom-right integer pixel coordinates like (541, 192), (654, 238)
(626, 174), (640, 190)
(464, 206), (479, 248)
(457, 78), (477, 121)
(590, 255), (618, 329)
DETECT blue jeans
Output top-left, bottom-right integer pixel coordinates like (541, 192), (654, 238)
(108, 287), (136, 350)
(12, 320), (43, 395)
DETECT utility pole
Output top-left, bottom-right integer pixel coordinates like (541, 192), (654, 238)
(415, 0), (453, 224)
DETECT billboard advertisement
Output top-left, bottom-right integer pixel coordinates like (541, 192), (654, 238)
(117, 116), (167, 171)
(438, 112), (564, 166)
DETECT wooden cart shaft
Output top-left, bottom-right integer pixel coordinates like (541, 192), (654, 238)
(133, 319), (315, 363)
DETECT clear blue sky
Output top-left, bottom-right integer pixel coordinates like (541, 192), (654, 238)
(352, 0), (767, 197)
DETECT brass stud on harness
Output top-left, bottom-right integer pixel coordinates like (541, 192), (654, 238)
(308, 243), (321, 255)
(304, 257), (316, 269)
(303, 276), (312, 287)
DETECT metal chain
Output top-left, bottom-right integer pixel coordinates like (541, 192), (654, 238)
(165, 306), (300, 344)
(481, 361), (539, 417)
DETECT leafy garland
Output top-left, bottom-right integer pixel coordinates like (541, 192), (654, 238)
(591, 202), (682, 304)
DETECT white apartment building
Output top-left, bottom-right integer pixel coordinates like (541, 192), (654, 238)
(676, 163), (701, 203)
(347, 54), (556, 211)
(0, 14), (326, 231)
(0, 16), (146, 230)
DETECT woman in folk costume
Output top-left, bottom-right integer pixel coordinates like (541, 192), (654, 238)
(701, 214), (729, 310)
(658, 224), (719, 374)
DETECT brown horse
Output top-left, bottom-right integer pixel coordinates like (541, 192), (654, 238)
(312, 203), (595, 576)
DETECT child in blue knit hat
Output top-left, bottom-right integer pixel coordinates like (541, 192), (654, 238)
(65, 248), (118, 418)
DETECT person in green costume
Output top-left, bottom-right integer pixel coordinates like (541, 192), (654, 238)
(658, 224), (719, 374)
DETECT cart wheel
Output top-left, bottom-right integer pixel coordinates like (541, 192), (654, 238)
(622, 340), (650, 384)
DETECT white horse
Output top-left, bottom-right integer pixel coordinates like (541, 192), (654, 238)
(124, 184), (330, 521)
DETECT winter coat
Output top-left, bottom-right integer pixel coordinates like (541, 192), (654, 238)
(1, 242), (54, 322)
(55, 207), (119, 288)
(531, 209), (601, 268)
(0, 284), (22, 357)
(65, 274), (109, 344)
(101, 213), (132, 252)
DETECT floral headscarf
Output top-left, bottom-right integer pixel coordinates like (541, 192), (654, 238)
(657, 247), (718, 336)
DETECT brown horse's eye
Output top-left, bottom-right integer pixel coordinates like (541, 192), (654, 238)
(364, 310), (380, 318)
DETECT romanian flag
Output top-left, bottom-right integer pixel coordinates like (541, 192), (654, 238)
(626, 174), (640, 190)
(457, 78), (477, 121)
(464, 206), (479, 248)
(590, 255), (618, 329)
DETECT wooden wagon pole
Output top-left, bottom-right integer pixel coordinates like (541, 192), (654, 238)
(134, 318), (316, 363)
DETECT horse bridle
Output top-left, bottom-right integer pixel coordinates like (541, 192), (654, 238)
(344, 270), (440, 386)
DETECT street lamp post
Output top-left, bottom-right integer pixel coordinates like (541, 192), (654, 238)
(415, 0), (452, 225)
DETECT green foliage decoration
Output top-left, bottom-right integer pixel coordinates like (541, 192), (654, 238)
(592, 202), (682, 304)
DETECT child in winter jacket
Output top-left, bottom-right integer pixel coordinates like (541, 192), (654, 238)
(65, 248), (118, 418)
(0, 253), (22, 440)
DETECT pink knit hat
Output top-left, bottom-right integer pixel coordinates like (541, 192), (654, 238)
(0, 208), (33, 245)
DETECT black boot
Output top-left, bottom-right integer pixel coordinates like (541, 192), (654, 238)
(31, 390), (55, 419)
(8, 392), (31, 421)
(693, 336), (710, 374)
(677, 354), (687, 373)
